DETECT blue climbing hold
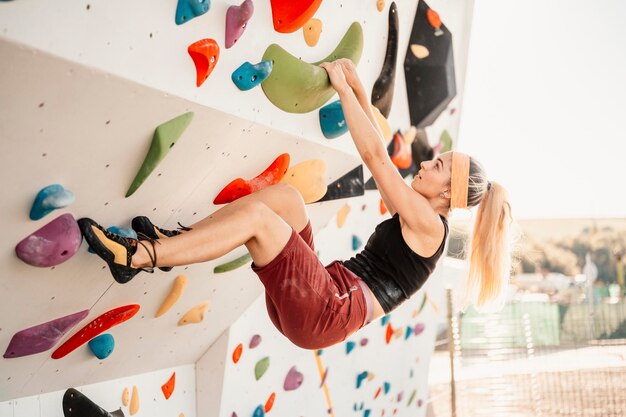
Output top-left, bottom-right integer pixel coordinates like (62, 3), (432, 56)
(319, 100), (348, 139)
(88, 227), (137, 254)
(317, 349), (323, 355)
(381, 315), (391, 326)
(88, 334), (115, 359)
(29, 184), (75, 221)
(346, 341), (356, 354)
(356, 371), (368, 389)
(232, 61), (272, 91)
(352, 235), (362, 251)
(175, 0), (210, 25)
(363, 410), (371, 417)
(383, 381), (391, 394)
(405, 325), (413, 340)
(252, 404), (264, 417)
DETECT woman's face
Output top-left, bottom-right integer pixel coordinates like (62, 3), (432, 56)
(410, 152), (453, 198)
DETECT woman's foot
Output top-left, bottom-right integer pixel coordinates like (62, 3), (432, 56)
(131, 216), (191, 272)
(78, 218), (157, 284)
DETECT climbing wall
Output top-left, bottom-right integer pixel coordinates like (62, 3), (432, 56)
(0, 0), (475, 414)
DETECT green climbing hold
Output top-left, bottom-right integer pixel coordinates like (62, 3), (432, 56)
(126, 112), (194, 197)
(255, 356), (270, 380)
(440, 130), (453, 153)
(213, 253), (252, 273)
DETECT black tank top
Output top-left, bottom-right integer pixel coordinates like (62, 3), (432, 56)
(342, 213), (448, 313)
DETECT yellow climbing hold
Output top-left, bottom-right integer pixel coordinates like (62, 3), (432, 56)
(402, 126), (418, 145)
(156, 275), (188, 318)
(336, 203), (351, 228)
(376, 0), (385, 12)
(280, 160), (328, 203)
(130, 386), (140, 416)
(178, 301), (209, 326)
(410, 44), (429, 59)
(371, 105), (392, 143)
(122, 387), (129, 407)
(303, 18), (322, 47)
(367, 372), (375, 381)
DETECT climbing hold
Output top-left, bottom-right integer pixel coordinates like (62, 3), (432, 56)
(225, 0), (254, 49)
(279, 160), (327, 203)
(356, 371), (369, 389)
(188, 39), (220, 87)
(269, 0), (322, 33)
(214, 252), (252, 273)
(155, 275), (188, 318)
(371, 105), (392, 143)
(381, 315), (390, 326)
(379, 198), (388, 215)
(175, 0), (210, 25)
(397, 391), (404, 402)
(439, 130), (453, 153)
(352, 235), (362, 251)
(404, 326), (413, 340)
(376, 0), (384, 11)
(88, 334), (115, 359)
(317, 349), (323, 355)
(126, 112), (194, 197)
(162, 372), (176, 400)
(130, 386), (139, 415)
(410, 44), (429, 59)
(303, 18), (322, 47)
(393, 327), (403, 339)
(414, 293), (428, 317)
(390, 131), (412, 169)
(319, 367), (328, 387)
(52, 304), (140, 359)
(284, 366), (304, 391)
(3, 310), (88, 358)
(363, 410), (371, 417)
(346, 341), (356, 354)
(360, 338), (368, 346)
(29, 184), (75, 220)
(319, 100), (347, 139)
(371, 2), (398, 118)
(374, 387), (382, 399)
(383, 381), (391, 394)
(413, 323), (425, 336)
(254, 356), (270, 380)
(417, 399), (423, 407)
(62, 388), (123, 417)
(264, 392), (275, 412)
(261, 22), (363, 113)
(404, 1), (456, 128)
(122, 388), (130, 407)
(407, 389), (416, 406)
(367, 372), (375, 381)
(232, 61), (272, 91)
(214, 153), (289, 204)
(178, 301), (209, 326)
(16, 213), (81, 267)
(232, 343), (243, 363)
(318, 165), (364, 202)
(88, 226), (136, 254)
(249, 334), (262, 349)
(252, 405), (265, 417)
(385, 323), (393, 344)
(336, 204), (350, 228)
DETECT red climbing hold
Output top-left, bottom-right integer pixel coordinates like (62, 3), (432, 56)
(188, 39), (220, 87)
(161, 372), (176, 400)
(390, 132), (412, 169)
(426, 8), (442, 29)
(269, 0), (322, 33)
(213, 153), (290, 204)
(232, 343), (243, 363)
(374, 387), (382, 399)
(264, 392), (276, 412)
(385, 323), (393, 344)
(51, 305), (140, 359)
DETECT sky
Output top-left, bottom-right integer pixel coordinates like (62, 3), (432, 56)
(457, 0), (626, 219)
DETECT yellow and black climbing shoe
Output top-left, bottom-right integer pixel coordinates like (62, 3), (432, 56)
(78, 217), (157, 284)
(131, 216), (192, 272)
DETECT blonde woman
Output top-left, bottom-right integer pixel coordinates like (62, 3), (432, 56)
(79, 59), (513, 349)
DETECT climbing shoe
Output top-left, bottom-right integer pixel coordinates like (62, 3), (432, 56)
(131, 216), (191, 272)
(78, 217), (157, 284)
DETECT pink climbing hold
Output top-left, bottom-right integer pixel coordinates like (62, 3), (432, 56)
(3, 310), (89, 358)
(283, 366), (304, 391)
(15, 213), (82, 267)
(225, 0), (254, 49)
(249, 334), (262, 349)
(413, 323), (425, 336)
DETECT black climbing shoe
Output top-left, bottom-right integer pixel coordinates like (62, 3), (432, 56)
(78, 217), (157, 284)
(131, 216), (192, 272)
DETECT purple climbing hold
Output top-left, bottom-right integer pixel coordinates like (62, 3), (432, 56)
(15, 213), (82, 267)
(417, 399), (423, 407)
(284, 366), (304, 391)
(249, 334), (262, 349)
(397, 391), (404, 402)
(360, 338), (369, 346)
(225, 0), (254, 49)
(413, 323), (425, 336)
(3, 310), (89, 358)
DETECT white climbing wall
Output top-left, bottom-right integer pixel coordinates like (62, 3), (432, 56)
(0, 0), (475, 415)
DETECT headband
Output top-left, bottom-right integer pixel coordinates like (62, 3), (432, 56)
(450, 152), (470, 209)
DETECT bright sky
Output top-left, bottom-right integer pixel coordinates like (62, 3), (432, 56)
(457, 0), (626, 219)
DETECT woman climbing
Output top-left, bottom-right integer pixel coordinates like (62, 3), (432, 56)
(79, 59), (514, 349)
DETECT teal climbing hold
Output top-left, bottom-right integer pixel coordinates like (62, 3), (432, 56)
(252, 405), (264, 417)
(352, 235), (362, 251)
(405, 325), (413, 340)
(381, 315), (390, 326)
(176, 0), (210, 25)
(29, 184), (75, 220)
(232, 61), (273, 91)
(346, 341), (356, 354)
(356, 371), (368, 389)
(126, 112), (194, 197)
(88, 227), (137, 254)
(383, 381), (391, 394)
(319, 100), (348, 139)
(87, 333), (114, 359)
(363, 410), (371, 417)
(317, 349), (323, 355)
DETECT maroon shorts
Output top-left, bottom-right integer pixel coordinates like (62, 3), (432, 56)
(251, 221), (371, 349)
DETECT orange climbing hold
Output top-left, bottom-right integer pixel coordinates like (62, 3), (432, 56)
(264, 392), (276, 412)
(426, 8), (442, 29)
(214, 153), (290, 204)
(379, 198), (388, 215)
(232, 343), (243, 363)
(270, 0), (322, 33)
(188, 39), (220, 87)
(374, 386), (382, 399)
(161, 372), (176, 400)
(303, 18), (322, 47)
(385, 323), (393, 344)
(390, 132), (412, 169)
